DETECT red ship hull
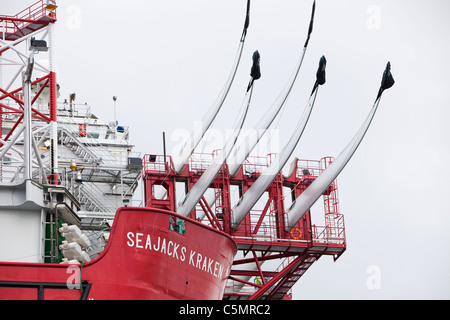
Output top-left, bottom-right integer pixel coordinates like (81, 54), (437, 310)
(0, 207), (237, 300)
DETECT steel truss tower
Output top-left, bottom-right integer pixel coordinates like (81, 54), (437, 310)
(0, 0), (58, 185)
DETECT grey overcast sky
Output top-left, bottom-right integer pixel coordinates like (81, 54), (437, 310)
(2, 0), (450, 299)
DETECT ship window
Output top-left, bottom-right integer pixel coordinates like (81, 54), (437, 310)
(56, 193), (64, 203)
(169, 216), (185, 235)
(86, 132), (100, 139)
(2, 156), (11, 165)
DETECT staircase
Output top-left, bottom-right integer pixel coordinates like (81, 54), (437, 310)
(58, 128), (102, 164)
(247, 253), (319, 300)
(263, 254), (318, 300)
(214, 164), (232, 232)
(78, 187), (111, 213)
(0, 0), (57, 42)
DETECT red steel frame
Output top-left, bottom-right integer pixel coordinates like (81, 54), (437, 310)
(0, 0), (346, 300)
(0, 0), (58, 183)
(0, 0), (57, 43)
(142, 152), (346, 300)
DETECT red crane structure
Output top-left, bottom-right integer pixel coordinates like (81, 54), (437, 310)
(0, 0), (394, 301)
(0, 0), (59, 184)
(142, 153), (346, 300)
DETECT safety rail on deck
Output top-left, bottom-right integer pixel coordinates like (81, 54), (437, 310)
(189, 152), (215, 173)
(57, 102), (93, 119)
(312, 216), (346, 245)
(242, 155), (271, 175)
(142, 152), (345, 246)
(296, 159), (322, 179)
(199, 208), (345, 248)
(141, 153), (333, 178)
(0, 0), (57, 35)
(143, 154), (172, 174)
(234, 216), (345, 246)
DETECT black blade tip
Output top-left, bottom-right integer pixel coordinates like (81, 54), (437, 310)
(381, 61), (395, 90)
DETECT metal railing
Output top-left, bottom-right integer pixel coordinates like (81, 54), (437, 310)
(0, 0), (57, 36)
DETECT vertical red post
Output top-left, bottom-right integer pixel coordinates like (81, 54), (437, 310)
(268, 173), (286, 238)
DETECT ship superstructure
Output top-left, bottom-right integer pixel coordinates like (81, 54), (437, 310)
(0, 0), (394, 300)
(0, 0), (141, 264)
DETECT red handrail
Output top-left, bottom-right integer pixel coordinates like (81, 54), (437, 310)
(0, 0), (57, 36)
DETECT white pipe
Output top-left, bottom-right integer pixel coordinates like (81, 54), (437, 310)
(173, 42), (244, 174)
(287, 61), (394, 229)
(232, 87), (319, 227)
(173, 2), (251, 174)
(227, 1), (316, 178)
(228, 47), (307, 177)
(22, 53), (34, 181)
(0, 127), (25, 159)
(287, 98), (381, 229)
(177, 85), (255, 217)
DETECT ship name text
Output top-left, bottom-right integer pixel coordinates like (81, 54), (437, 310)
(126, 231), (224, 279)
